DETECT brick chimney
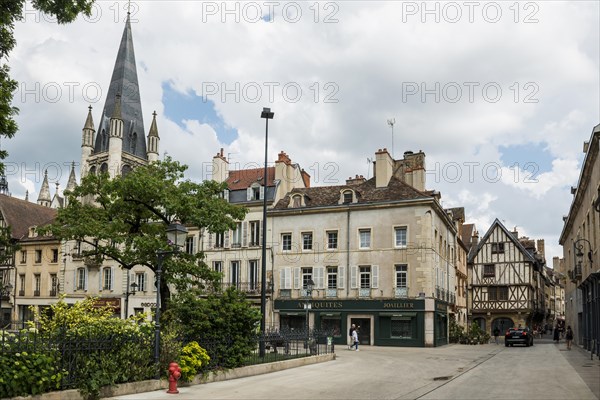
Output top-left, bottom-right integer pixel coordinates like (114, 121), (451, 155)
(212, 148), (229, 183)
(346, 174), (366, 185)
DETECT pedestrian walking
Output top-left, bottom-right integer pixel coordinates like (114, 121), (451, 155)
(565, 326), (574, 350)
(553, 326), (560, 343)
(348, 324), (355, 350)
(351, 326), (359, 351)
(493, 327), (500, 345)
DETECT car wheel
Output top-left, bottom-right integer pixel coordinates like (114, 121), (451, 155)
(505, 342), (509, 347)
(526, 341), (530, 347)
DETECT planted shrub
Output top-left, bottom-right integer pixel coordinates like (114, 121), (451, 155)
(178, 341), (210, 381)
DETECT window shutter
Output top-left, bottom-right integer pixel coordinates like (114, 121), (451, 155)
(315, 266), (325, 289)
(152, 270), (157, 291)
(350, 266), (358, 289)
(280, 268), (285, 291)
(372, 265), (379, 288)
(259, 186), (265, 200)
(293, 267), (301, 289)
(284, 267), (291, 289)
(98, 268), (102, 291)
(242, 221), (248, 247)
(73, 269), (77, 291)
(208, 233), (213, 249)
(247, 187), (252, 201)
(143, 273), (147, 292)
(392, 267), (397, 288)
(224, 231), (230, 248)
(338, 266), (345, 289)
(84, 268), (88, 291)
(110, 267), (115, 290)
(224, 189), (229, 202)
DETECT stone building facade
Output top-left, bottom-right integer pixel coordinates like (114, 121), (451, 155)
(559, 123), (600, 355)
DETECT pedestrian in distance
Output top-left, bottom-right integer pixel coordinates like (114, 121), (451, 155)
(351, 326), (360, 351)
(553, 325), (560, 343)
(565, 326), (574, 350)
(493, 327), (500, 345)
(348, 324), (355, 350)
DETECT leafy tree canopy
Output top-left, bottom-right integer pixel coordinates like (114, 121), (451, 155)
(0, 0), (95, 172)
(41, 158), (247, 303)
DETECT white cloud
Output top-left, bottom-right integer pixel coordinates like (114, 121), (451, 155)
(7, 0), (599, 264)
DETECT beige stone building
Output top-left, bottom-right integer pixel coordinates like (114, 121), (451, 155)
(0, 194), (59, 326)
(559, 123), (599, 354)
(198, 149), (309, 309)
(269, 149), (460, 347)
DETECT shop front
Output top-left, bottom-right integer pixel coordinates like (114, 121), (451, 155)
(274, 298), (449, 347)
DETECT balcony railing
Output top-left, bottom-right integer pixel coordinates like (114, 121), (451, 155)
(218, 282), (266, 295)
(18, 290), (24, 297)
(325, 288), (338, 298)
(359, 288), (370, 298)
(279, 289), (291, 299)
(33, 290), (40, 297)
(395, 287), (408, 298)
(49, 289), (58, 297)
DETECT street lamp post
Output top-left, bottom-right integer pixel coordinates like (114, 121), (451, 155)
(573, 238), (593, 281)
(259, 107), (274, 358)
(304, 278), (314, 346)
(154, 221), (188, 379)
(123, 276), (138, 319)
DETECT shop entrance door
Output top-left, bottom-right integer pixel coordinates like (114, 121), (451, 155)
(351, 318), (371, 345)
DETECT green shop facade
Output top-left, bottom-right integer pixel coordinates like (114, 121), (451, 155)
(274, 298), (449, 347)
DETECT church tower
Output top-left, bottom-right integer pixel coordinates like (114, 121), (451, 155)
(80, 13), (159, 179)
(37, 170), (51, 207)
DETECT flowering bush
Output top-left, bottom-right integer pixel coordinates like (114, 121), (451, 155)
(178, 341), (210, 381)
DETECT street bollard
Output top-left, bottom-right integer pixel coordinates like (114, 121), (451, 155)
(167, 362), (182, 394)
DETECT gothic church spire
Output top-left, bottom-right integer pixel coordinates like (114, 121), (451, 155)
(94, 13), (146, 159)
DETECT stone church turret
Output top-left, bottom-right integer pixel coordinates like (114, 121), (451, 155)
(80, 105), (95, 178)
(107, 94), (124, 177)
(37, 170), (51, 207)
(146, 111), (159, 163)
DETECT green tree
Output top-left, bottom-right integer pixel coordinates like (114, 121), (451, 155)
(0, 0), (95, 172)
(41, 158), (247, 311)
(167, 287), (261, 368)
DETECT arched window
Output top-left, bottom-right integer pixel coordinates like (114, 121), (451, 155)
(89, 166), (96, 175)
(122, 165), (132, 176)
(100, 163), (108, 174)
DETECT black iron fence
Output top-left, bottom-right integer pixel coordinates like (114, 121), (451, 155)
(1, 326), (334, 397)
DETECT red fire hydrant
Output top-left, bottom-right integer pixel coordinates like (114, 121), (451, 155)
(167, 362), (182, 394)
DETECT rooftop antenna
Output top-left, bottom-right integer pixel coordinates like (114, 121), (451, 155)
(387, 118), (396, 158)
(366, 157), (373, 179)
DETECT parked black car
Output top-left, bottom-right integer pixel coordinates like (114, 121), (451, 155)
(505, 327), (534, 347)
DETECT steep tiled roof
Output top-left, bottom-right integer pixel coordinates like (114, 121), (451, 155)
(226, 167), (276, 190)
(273, 176), (431, 209)
(0, 194), (57, 239)
(461, 223), (475, 243)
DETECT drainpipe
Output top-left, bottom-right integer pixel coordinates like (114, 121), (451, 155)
(346, 208), (350, 297)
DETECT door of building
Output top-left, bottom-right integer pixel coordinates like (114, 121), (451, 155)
(351, 318), (371, 345)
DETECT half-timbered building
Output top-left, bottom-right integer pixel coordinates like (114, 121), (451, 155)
(468, 219), (545, 335)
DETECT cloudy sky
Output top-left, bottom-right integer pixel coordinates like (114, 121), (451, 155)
(7, 0), (600, 263)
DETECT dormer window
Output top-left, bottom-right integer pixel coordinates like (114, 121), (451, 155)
(340, 189), (355, 204)
(247, 183), (264, 201)
(288, 194), (303, 208)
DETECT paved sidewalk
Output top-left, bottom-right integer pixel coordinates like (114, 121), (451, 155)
(109, 341), (599, 400)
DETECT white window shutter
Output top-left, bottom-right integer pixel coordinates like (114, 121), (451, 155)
(143, 273), (147, 292)
(84, 268), (88, 291)
(224, 231), (230, 248)
(98, 268), (102, 291)
(279, 268), (285, 290)
(338, 266), (346, 289)
(224, 189), (229, 202)
(242, 221), (248, 247)
(247, 187), (252, 201)
(284, 267), (291, 289)
(350, 266), (358, 289)
(259, 186), (265, 200)
(73, 269), (77, 291)
(316, 266), (325, 289)
(372, 265), (379, 288)
(293, 267), (301, 289)
(110, 267), (115, 290)
(208, 233), (213, 249)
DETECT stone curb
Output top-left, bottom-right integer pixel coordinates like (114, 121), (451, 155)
(8, 353), (336, 400)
